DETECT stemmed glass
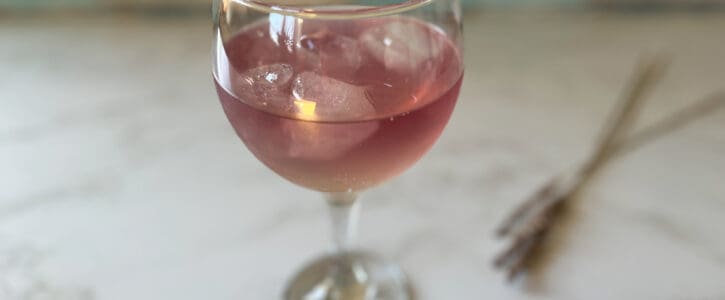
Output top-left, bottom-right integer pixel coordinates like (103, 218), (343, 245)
(212, 0), (463, 298)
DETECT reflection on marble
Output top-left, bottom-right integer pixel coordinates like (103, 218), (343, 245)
(1, 10), (725, 300)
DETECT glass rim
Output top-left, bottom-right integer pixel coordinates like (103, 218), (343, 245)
(232, 0), (434, 19)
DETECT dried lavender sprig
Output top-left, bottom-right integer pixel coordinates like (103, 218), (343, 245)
(494, 56), (669, 280)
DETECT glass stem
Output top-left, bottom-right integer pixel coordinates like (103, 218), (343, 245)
(326, 192), (360, 253)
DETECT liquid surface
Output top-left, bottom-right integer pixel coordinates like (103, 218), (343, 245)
(214, 15), (463, 192)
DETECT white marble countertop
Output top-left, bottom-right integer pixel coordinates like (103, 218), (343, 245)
(2, 10), (725, 300)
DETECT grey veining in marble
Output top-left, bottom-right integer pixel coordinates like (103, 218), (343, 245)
(2, 10), (725, 300)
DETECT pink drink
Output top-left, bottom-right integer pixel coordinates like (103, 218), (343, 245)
(214, 16), (463, 192)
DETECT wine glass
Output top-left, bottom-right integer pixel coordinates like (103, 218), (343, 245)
(212, 0), (463, 298)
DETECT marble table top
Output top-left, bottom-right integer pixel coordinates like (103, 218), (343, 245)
(1, 10), (724, 300)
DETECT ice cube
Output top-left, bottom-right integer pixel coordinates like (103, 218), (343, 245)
(298, 29), (362, 78)
(232, 63), (295, 112)
(291, 71), (375, 120)
(282, 120), (379, 160)
(359, 19), (444, 74)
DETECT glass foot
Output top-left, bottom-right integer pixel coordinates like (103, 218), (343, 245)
(283, 251), (412, 300)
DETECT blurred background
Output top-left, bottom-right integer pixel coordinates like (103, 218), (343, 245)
(2, 0), (725, 300)
(4, 0), (725, 11)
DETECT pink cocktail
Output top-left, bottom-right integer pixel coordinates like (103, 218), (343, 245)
(211, 1), (464, 299)
(215, 17), (462, 192)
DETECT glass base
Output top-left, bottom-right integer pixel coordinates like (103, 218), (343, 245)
(283, 251), (412, 300)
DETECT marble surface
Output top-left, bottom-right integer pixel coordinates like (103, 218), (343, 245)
(2, 10), (725, 300)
